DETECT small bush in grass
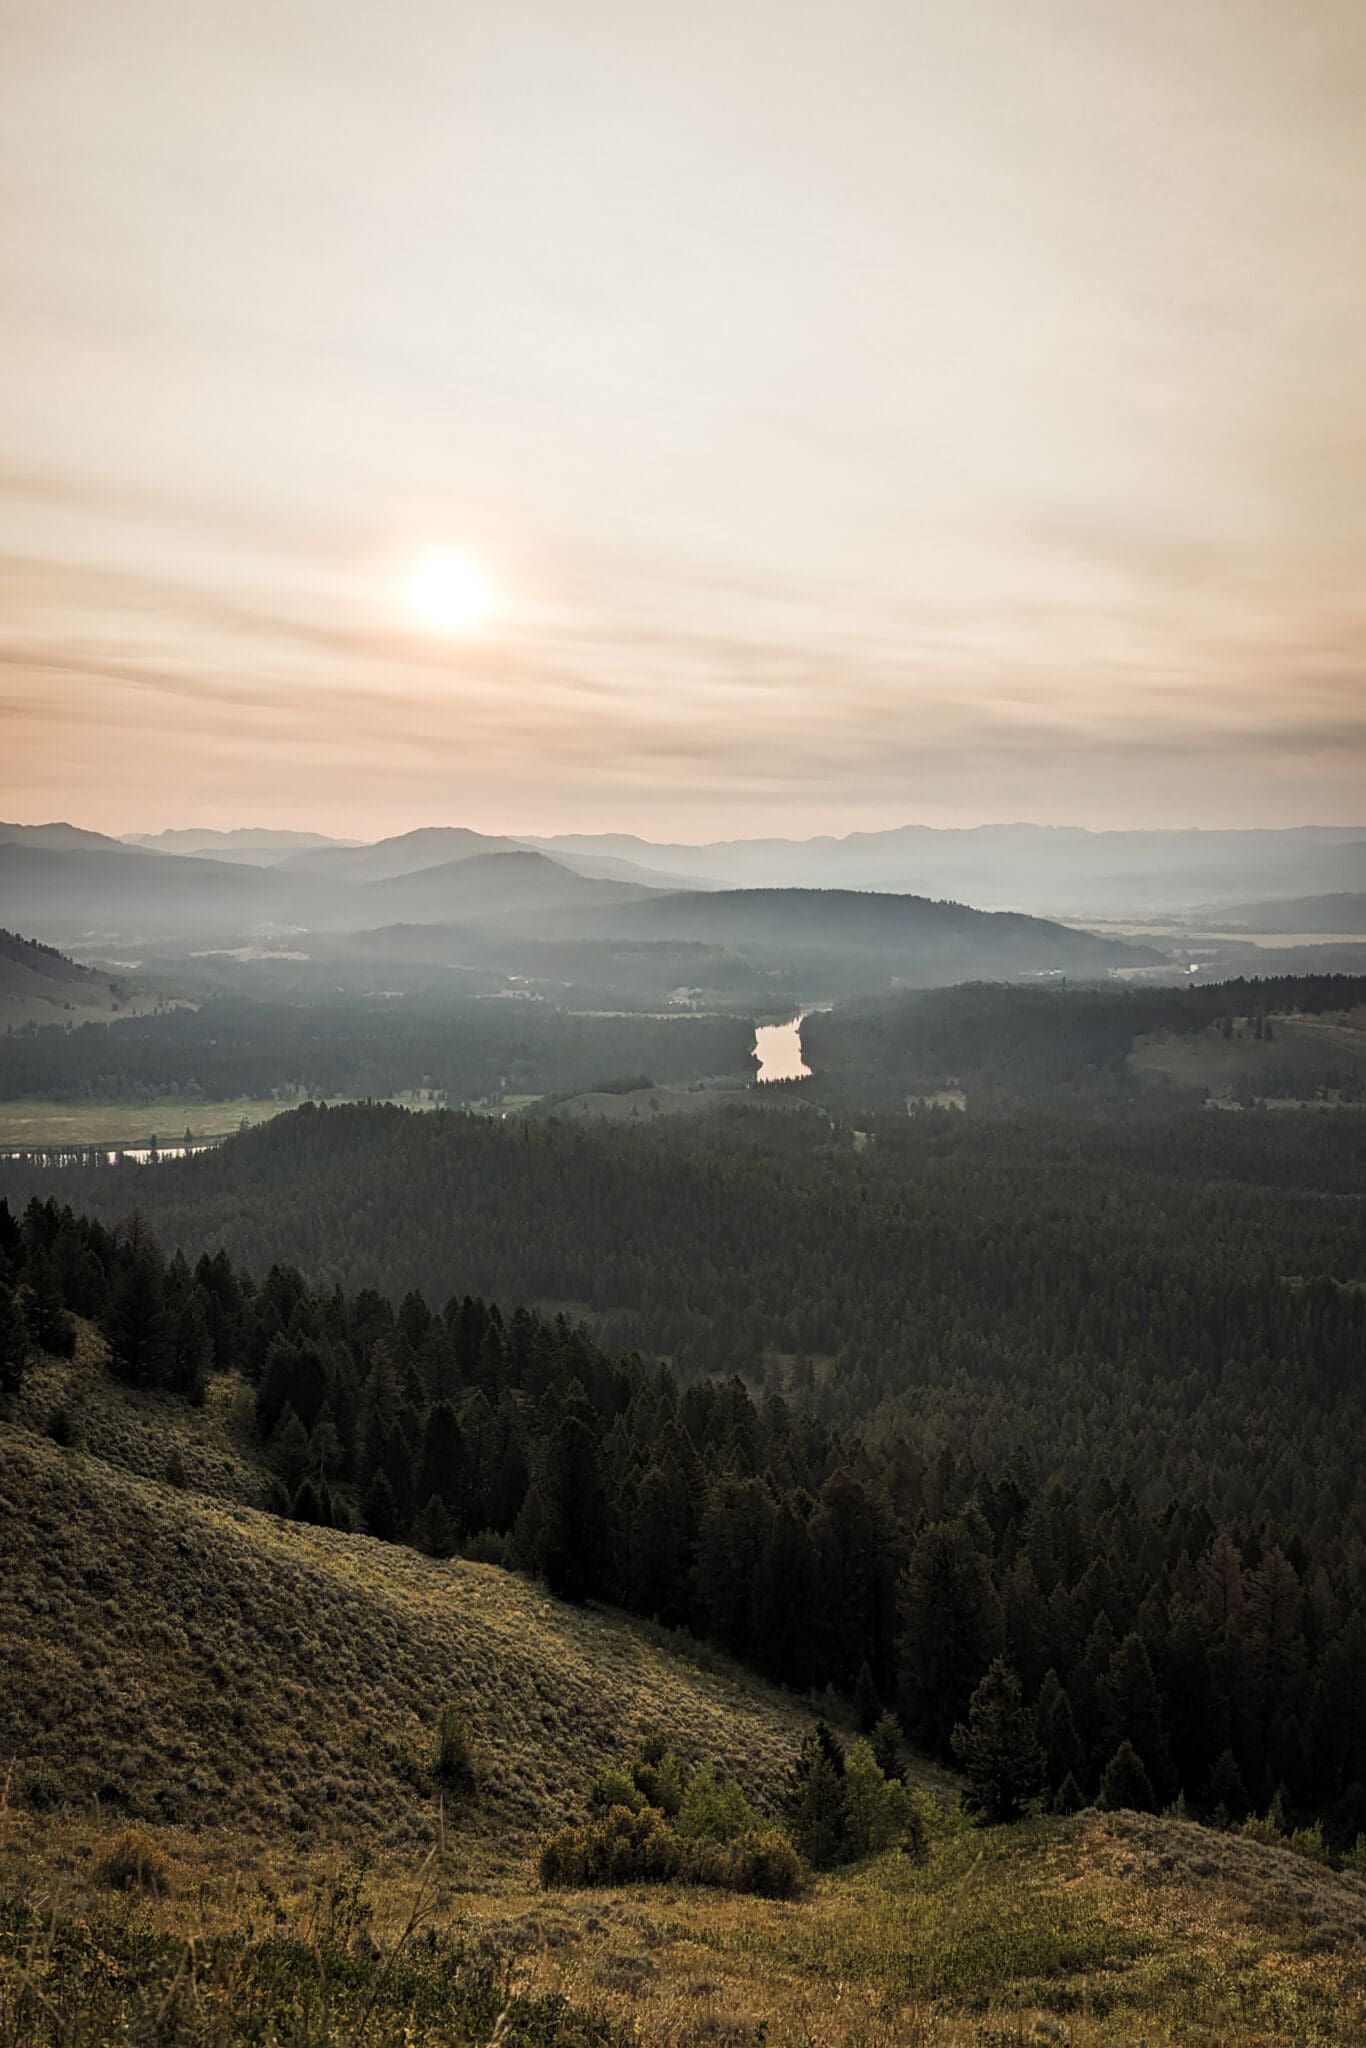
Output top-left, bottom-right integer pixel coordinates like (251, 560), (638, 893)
(462, 1527), (508, 1566)
(540, 1805), (682, 1888)
(97, 1830), (170, 1895)
(435, 1703), (477, 1797)
(539, 1807), (803, 1898)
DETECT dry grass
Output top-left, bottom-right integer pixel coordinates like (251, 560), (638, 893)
(2, 1365), (1365, 2044)
(0, 1425), (826, 1848)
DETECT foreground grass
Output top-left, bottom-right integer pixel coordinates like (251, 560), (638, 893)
(3, 1368), (1365, 2044)
(3, 1806), (1362, 2048)
(0, 1887), (627, 2048)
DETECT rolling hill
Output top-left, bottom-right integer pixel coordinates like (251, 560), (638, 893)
(0, 928), (160, 1030)
(360, 849), (654, 922)
(563, 886), (1161, 980)
(2, 1342), (1363, 2045)
(1210, 892), (1366, 935)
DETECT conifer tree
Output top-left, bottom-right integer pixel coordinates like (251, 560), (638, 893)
(897, 1519), (1003, 1755)
(1205, 1747), (1251, 1825)
(870, 1709), (905, 1782)
(952, 1659), (1043, 1824)
(854, 1660), (883, 1734)
(786, 1723), (850, 1869)
(1099, 1740), (1155, 1813)
(363, 1467), (400, 1542)
(415, 1493), (456, 1557)
(0, 1277), (25, 1397)
(23, 1252), (74, 1358)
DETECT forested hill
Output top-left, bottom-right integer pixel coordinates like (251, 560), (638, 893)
(3, 1187), (1365, 1849)
(2, 1098), (1362, 1528)
(801, 974), (1366, 1105)
(567, 886), (1159, 979)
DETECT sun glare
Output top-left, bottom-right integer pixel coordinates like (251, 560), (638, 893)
(404, 550), (494, 634)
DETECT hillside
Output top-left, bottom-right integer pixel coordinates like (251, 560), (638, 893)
(1213, 892), (1366, 934)
(361, 849), (654, 922)
(2, 1364), (1364, 2045)
(568, 886), (1160, 980)
(0, 929), (160, 1031)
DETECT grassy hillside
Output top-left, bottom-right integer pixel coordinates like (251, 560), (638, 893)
(0, 930), (163, 1032)
(0, 1410), (814, 1848)
(3, 1353), (1366, 2044)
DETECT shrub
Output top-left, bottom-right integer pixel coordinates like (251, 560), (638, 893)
(539, 1807), (803, 1899)
(675, 1762), (763, 1843)
(461, 1526), (507, 1567)
(97, 1830), (170, 1895)
(588, 1768), (646, 1817)
(540, 1805), (682, 1888)
(631, 1747), (684, 1817)
(684, 1828), (805, 1899)
(434, 1704), (477, 1797)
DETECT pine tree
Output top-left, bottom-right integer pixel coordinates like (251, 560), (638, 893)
(1042, 1685), (1084, 1795)
(530, 1409), (610, 1603)
(292, 1477), (323, 1524)
(0, 1278), (25, 1397)
(23, 1253), (74, 1358)
(951, 1658), (1043, 1824)
(415, 1493), (455, 1557)
(1099, 1740), (1155, 1813)
(853, 1660), (883, 1734)
(1102, 1632), (1169, 1798)
(897, 1519), (1003, 1756)
(105, 1254), (171, 1387)
(166, 1289), (211, 1405)
(786, 1723), (850, 1869)
(1053, 1772), (1084, 1814)
(1205, 1746), (1251, 1825)
(870, 1709), (905, 1782)
(417, 1400), (463, 1517)
(363, 1468), (400, 1542)
(269, 1406), (311, 1493)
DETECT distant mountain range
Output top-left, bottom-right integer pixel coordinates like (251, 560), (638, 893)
(86, 817), (1366, 916)
(0, 819), (1161, 987)
(9, 816), (1366, 992)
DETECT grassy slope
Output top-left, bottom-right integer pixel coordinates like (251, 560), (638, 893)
(1132, 1006), (1366, 1100)
(2, 1353), (1364, 2045)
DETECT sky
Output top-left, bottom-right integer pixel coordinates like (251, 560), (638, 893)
(2, 0), (1364, 840)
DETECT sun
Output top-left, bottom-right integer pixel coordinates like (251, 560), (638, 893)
(404, 550), (494, 634)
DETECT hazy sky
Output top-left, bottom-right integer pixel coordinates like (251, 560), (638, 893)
(3, 1), (1364, 839)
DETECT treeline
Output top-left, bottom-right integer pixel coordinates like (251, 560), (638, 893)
(2, 1192), (1364, 1845)
(0, 996), (754, 1105)
(802, 975), (1366, 1106)
(3, 1102), (1362, 1553)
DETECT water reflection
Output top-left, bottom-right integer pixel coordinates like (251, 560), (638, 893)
(753, 1015), (810, 1083)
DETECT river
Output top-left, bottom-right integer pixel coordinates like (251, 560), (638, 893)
(753, 1014), (812, 1084)
(0, 1139), (221, 1168)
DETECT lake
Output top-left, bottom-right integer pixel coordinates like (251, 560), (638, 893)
(753, 1014), (811, 1083)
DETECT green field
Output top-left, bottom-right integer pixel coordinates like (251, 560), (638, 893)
(0, 1091), (438, 1151)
